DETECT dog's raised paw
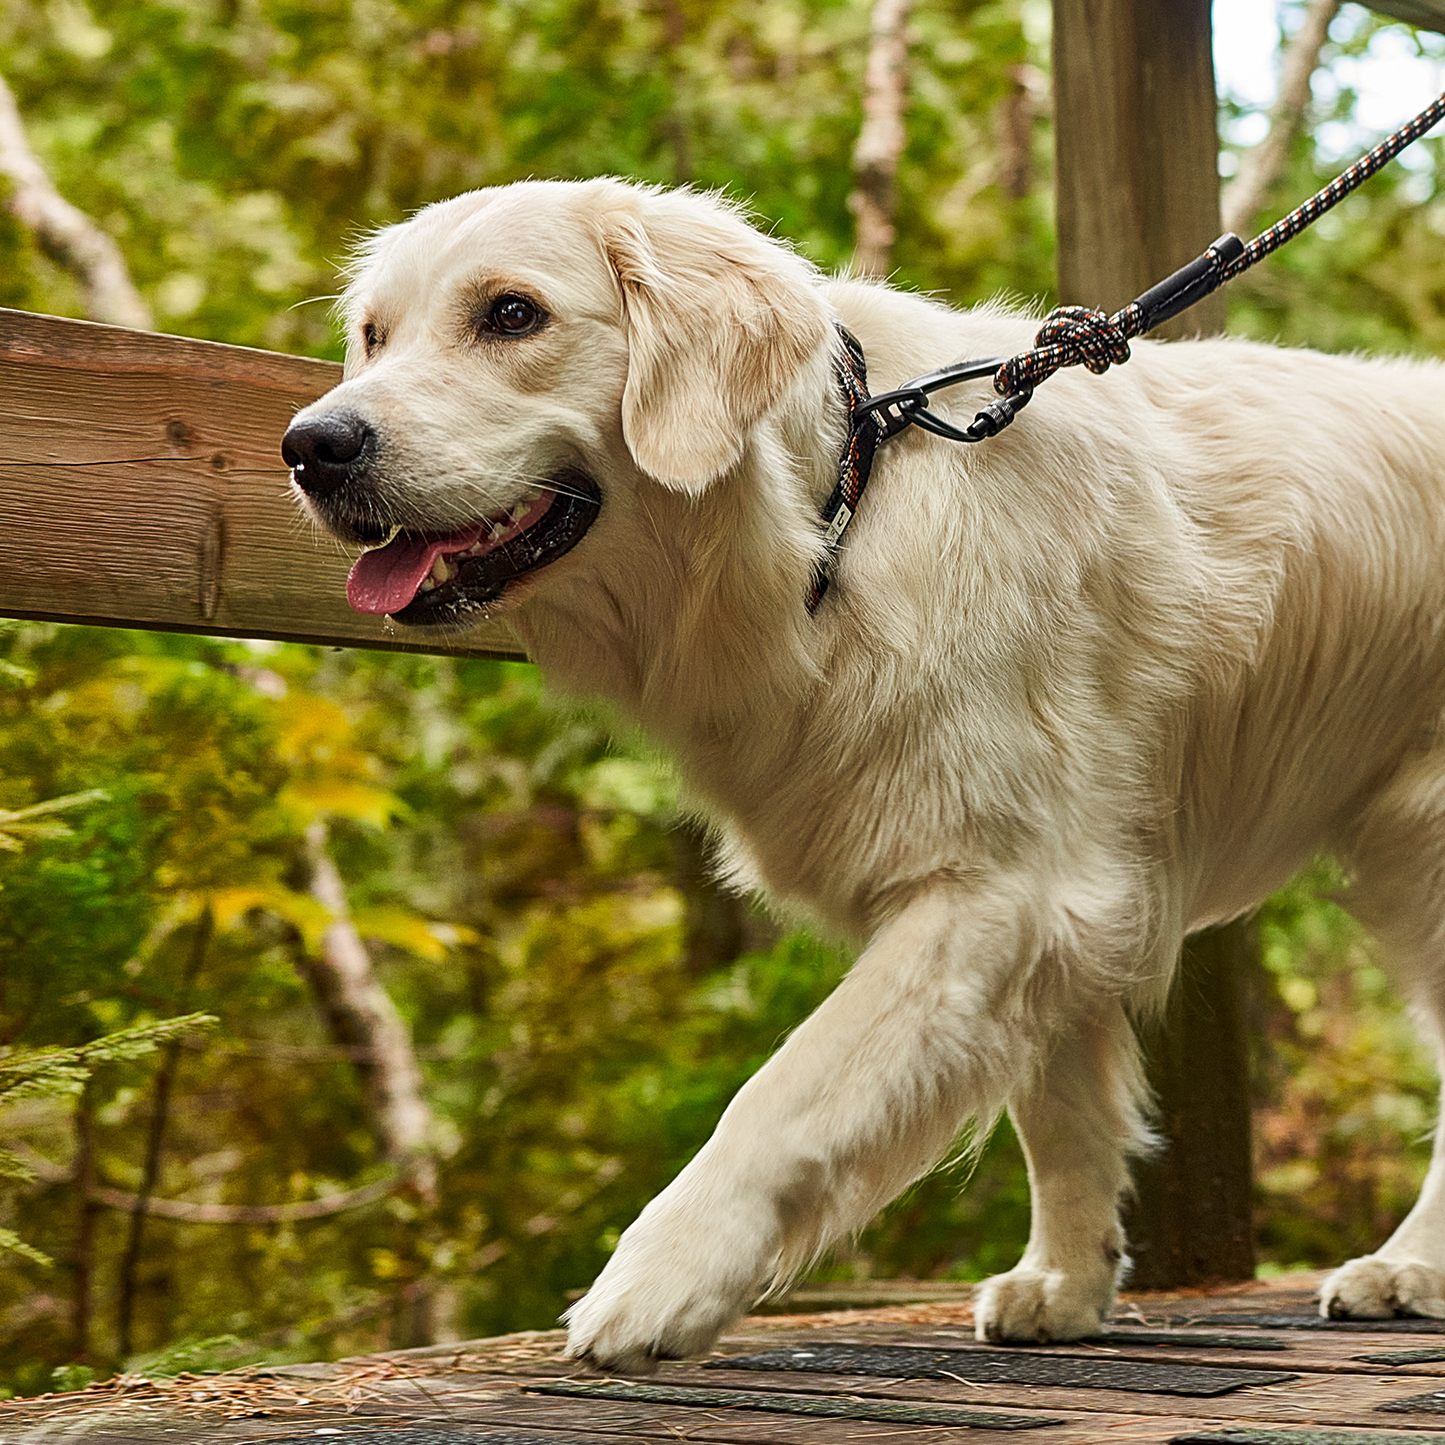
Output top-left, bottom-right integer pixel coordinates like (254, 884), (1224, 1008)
(973, 1265), (1109, 1343)
(563, 1282), (729, 1375)
(1320, 1255), (1445, 1320)
(562, 1206), (775, 1372)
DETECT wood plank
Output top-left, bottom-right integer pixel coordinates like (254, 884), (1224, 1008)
(659, 1361), (1445, 1429)
(715, 1329), (1445, 1381)
(19, 1335), (1445, 1440)
(0, 307), (528, 660)
(17, 1280), (1445, 1442)
(1368, 0), (1445, 30)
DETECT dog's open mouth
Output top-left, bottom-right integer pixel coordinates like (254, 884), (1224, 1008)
(345, 470), (600, 626)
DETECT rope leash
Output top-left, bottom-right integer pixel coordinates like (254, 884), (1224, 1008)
(807, 88), (1445, 612)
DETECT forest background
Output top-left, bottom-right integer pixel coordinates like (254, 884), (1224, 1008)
(1, 0), (1444, 1402)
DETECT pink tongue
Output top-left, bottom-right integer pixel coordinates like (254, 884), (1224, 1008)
(346, 526), (485, 615)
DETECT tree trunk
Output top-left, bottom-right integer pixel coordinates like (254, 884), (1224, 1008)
(849, 0), (912, 278)
(116, 905), (213, 1359)
(1124, 923), (1257, 1285)
(0, 71), (152, 329)
(997, 65), (1044, 203)
(70, 1080), (100, 1362)
(1221, 0), (1342, 238)
(669, 820), (778, 975)
(658, 0), (692, 180)
(302, 822), (436, 1204)
(1053, 0), (1255, 1286)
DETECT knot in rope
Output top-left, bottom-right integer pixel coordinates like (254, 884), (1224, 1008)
(994, 304), (1137, 397)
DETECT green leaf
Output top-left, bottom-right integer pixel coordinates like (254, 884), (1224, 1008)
(351, 905), (479, 964)
(0, 1229), (53, 1267)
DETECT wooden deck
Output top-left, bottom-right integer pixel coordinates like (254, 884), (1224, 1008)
(10, 1272), (1445, 1444)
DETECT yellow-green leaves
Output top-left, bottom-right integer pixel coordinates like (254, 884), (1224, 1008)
(0, 788), (108, 853)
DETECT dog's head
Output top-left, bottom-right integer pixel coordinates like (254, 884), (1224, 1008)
(283, 179), (832, 628)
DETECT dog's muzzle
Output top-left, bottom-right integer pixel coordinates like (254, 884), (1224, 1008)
(282, 410), (392, 545)
(283, 411), (601, 626)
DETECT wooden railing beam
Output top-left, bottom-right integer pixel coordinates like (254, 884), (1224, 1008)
(0, 307), (527, 660)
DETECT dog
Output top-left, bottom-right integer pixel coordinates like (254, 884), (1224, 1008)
(282, 177), (1445, 1370)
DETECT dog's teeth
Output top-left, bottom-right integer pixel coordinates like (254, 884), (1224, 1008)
(420, 577), (436, 593)
(511, 502), (529, 524)
(430, 555), (449, 584)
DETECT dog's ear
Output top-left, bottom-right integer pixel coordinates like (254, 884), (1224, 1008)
(601, 193), (831, 492)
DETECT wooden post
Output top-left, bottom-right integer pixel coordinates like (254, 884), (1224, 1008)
(1126, 923), (1257, 1285)
(0, 307), (526, 660)
(1052, 0), (1255, 1286)
(1053, 0), (1224, 338)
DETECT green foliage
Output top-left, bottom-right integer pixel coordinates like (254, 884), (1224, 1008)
(0, 1013), (220, 1267)
(49, 1363), (95, 1393)
(1222, 9), (1445, 355)
(0, 0), (1053, 355)
(0, 790), (109, 856)
(0, 749), (219, 1271)
(0, 1015), (218, 1109)
(124, 1333), (247, 1378)
(0, 625), (869, 1386)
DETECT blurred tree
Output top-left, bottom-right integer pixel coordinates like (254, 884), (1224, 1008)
(1221, 0), (1343, 236)
(1221, 5), (1445, 355)
(0, 69), (150, 326)
(0, 0), (1055, 355)
(850, 0), (913, 275)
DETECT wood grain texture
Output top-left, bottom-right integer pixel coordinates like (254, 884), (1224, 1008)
(1052, 0), (1224, 338)
(1367, 0), (1445, 30)
(0, 307), (528, 660)
(15, 1278), (1445, 1444)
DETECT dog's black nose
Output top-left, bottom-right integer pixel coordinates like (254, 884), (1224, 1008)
(282, 411), (374, 498)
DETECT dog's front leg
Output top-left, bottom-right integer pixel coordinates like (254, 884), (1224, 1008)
(563, 889), (1034, 1373)
(975, 1005), (1148, 1341)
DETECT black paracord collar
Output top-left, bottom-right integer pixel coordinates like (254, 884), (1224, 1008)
(806, 328), (879, 613)
(808, 86), (1445, 615)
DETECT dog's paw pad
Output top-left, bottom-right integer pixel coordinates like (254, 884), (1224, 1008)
(1321, 1255), (1445, 1320)
(973, 1266), (1108, 1343)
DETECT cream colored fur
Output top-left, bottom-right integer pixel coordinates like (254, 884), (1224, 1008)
(290, 177), (1445, 1368)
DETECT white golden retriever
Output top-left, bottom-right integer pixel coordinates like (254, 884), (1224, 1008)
(283, 177), (1445, 1370)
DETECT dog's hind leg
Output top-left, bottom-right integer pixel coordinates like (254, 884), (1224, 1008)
(1319, 975), (1445, 1319)
(563, 887), (1087, 1372)
(974, 1002), (1150, 1341)
(1321, 753), (1445, 1320)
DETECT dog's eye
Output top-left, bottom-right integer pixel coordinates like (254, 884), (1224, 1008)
(362, 321), (382, 356)
(482, 294), (546, 338)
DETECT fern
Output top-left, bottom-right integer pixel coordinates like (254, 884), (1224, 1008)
(0, 788), (108, 855)
(0, 1015), (218, 1264)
